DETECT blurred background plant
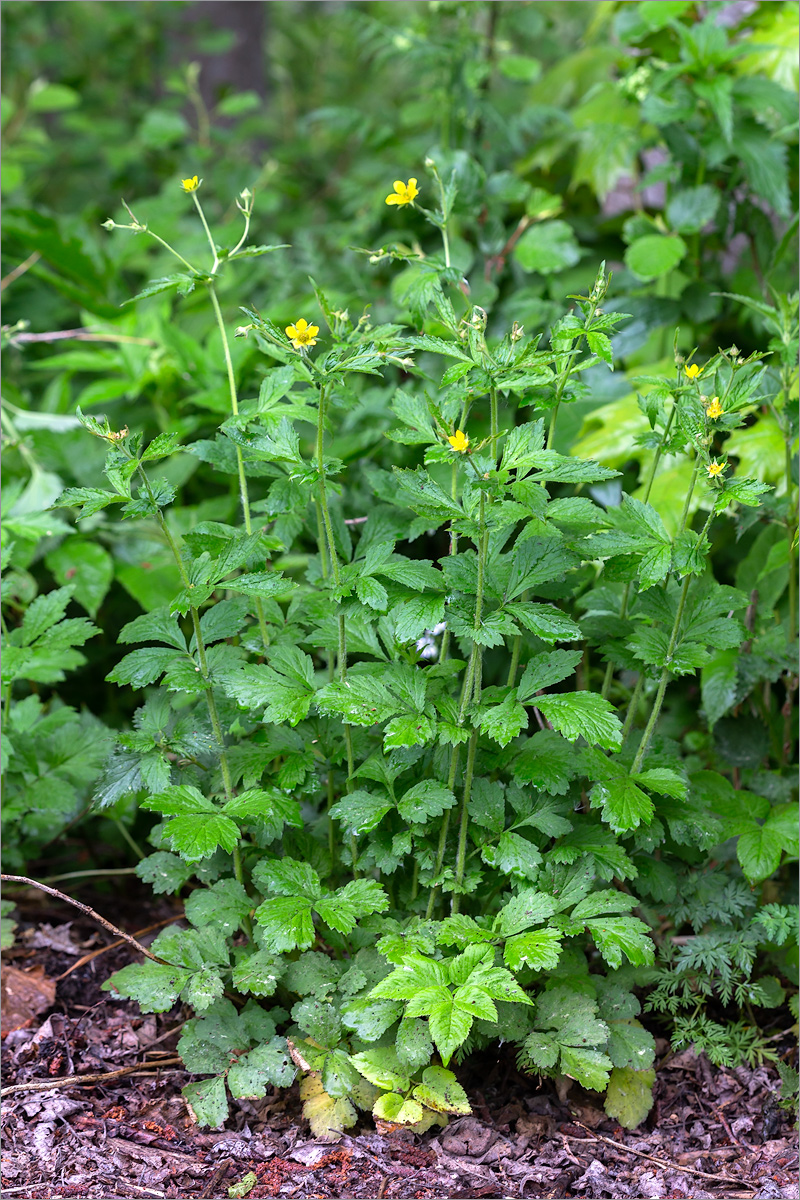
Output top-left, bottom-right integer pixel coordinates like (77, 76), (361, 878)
(1, 0), (797, 895)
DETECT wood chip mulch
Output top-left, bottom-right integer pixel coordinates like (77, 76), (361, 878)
(2, 892), (797, 1200)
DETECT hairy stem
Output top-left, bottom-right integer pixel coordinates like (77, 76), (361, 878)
(630, 509), (715, 773)
(207, 283), (270, 650)
(137, 462), (252, 935)
(452, 491), (488, 914)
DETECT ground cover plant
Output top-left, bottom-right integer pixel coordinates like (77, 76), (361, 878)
(1, 0), (798, 1152)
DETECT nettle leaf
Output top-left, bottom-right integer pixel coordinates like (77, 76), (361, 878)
(517, 649), (582, 701)
(583, 916), (655, 968)
(397, 780), (456, 822)
(475, 694), (528, 746)
(412, 1066), (471, 1115)
(329, 790), (394, 835)
(535, 693), (622, 750)
(317, 676), (400, 726)
(589, 777), (654, 833)
(503, 928), (563, 972)
(350, 1047), (411, 1092)
(228, 1038), (296, 1098)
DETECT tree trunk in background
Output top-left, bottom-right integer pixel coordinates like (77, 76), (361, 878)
(180, 1), (268, 107)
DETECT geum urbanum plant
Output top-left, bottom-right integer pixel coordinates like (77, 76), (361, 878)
(53, 167), (797, 1138)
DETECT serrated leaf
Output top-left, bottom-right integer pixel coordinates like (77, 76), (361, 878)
(412, 1066), (471, 1115)
(299, 1072), (357, 1141)
(397, 780), (456, 822)
(589, 777), (654, 833)
(604, 1067), (655, 1129)
(584, 916), (654, 968)
(373, 1093), (424, 1126)
(535, 693), (622, 750)
(183, 1076), (229, 1129)
(503, 928), (563, 972)
(102, 961), (191, 1013)
(350, 1047), (410, 1092)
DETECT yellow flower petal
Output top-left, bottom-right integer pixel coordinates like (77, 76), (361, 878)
(684, 363), (702, 379)
(447, 430), (470, 453)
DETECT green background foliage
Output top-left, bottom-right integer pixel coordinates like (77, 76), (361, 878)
(2, 0), (797, 1134)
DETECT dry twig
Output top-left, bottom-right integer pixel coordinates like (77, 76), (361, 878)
(571, 1121), (756, 1191)
(0, 875), (168, 964)
(1, 1057), (183, 1098)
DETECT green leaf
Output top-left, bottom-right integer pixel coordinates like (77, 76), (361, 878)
(254, 896), (315, 952)
(503, 928), (563, 972)
(392, 595), (446, 642)
(102, 961), (191, 1013)
(349, 1047), (410, 1092)
(584, 916), (654, 968)
(701, 650), (739, 727)
(373, 1093), (424, 1125)
(329, 790), (394, 835)
(107, 647), (184, 688)
(165, 813), (240, 862)
(625, 234), (687, 281)
(482, 831), (541, 880)
(560, 1046), (614, 1091)
(535, 693), (622, 750)
(184, 879), (252, 936)
(495, 890), (558, 938)
(45, 540), (114, 617)
(505, 602), (582, 644)
(232, 950), (285, 998)
(412, 1066), (471, 1115)
(300, 1073), (357, 1141)
(514, 220), (581, 275)
(606, 1020), (656, 1071)
(396, 1017), (435, 1071)
(397, 780), (456, 823)
(317, 676), (400, 726)
(314, 878), (389, 935)
(666, 186), (720, 234)
(604, 1067), (655, 1129)
(737, 805), (799, 883)
(589, 777), (654, 833)
(517, 649), (582, 701)
(182, 1076), (229, 1129)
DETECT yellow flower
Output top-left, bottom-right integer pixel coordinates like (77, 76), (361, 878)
(706, 459), (725, 478)
(386, 178), (419, 207)
(181, 175), (201, 193)
(447, 430), (470, 453)
(285, 318), (319, 350)
(705, 397), (724, 420)
(684, 363), (703, 379)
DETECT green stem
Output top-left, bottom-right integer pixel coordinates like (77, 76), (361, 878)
(316, 386), (357, 874)
(452, 492), (488, 914)
(207, 283), (270, 650)
(622, 672), (645, 740)
(546, 295), (601, 451)
(113, 819), (145, 861)
(786, 436), (797, 645)
(192, 192), (219, 272)
(136, 461), (252, 937)
(629, 510), (715, 773)
(42, 868), (140, 884)
(602, 400), (679, 700)
(144, 230), (197, 274)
